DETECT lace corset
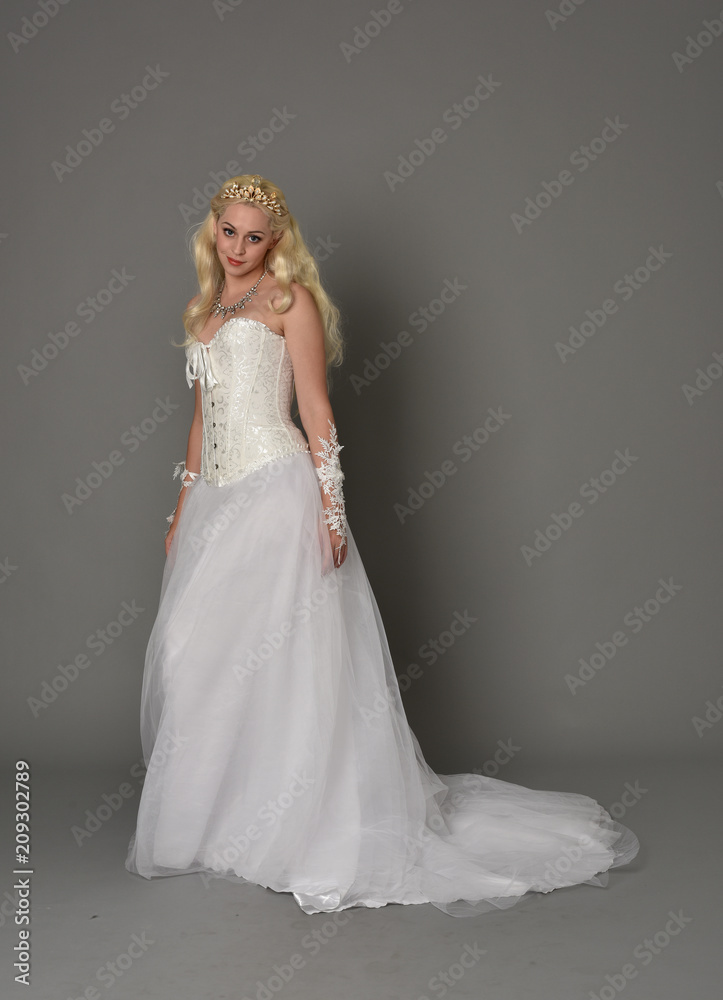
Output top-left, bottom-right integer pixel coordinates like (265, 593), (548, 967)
(184, 318), (310, 487)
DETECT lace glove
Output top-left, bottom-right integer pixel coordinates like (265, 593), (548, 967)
(314, 419), (348, 560)
(165, 462), (200, 534)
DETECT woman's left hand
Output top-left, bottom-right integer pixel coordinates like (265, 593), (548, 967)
(329, 528), (347, 568)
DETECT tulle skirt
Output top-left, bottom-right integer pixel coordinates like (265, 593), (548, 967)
(125, 450), (639, 917)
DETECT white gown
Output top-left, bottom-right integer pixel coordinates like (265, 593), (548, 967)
(124, 316), (639, 917)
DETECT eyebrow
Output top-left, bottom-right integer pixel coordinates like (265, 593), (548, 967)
(222, 224), (267, 235)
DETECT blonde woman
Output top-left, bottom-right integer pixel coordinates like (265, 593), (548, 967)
(125, 175), (639, 918)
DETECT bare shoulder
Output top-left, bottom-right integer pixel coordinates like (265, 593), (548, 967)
(186, 294), (201, 310)
(281, 281), (324, 351)
(289, 280), (313, 299)
(281, 283), (322, 337)
(279, 281), (324, 343)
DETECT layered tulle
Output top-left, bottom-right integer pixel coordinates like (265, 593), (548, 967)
(125, 450), (639, 917)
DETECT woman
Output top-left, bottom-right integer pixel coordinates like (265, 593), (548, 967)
(125, 174), (639, 917)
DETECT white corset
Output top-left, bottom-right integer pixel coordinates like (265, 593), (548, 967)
(184, 318), (310, 487)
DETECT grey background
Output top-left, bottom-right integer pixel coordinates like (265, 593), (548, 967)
(3, 0), (722, 777)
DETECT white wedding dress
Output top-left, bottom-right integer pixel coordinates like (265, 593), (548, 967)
(124, 316), (639, 917)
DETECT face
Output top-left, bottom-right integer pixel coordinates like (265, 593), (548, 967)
(213, 202), (279, 281)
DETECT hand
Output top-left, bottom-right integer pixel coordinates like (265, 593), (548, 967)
(164, 492), (186, 557)
(329, 528), (347, 568)
(164, 518), (178, 557)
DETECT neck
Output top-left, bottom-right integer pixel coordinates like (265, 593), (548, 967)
(220, 263), (268, 302)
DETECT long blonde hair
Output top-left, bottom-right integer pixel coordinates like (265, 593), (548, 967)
(178, 174), (344, 375)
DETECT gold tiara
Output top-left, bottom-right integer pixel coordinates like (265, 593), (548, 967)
(220, 180), (284, 215)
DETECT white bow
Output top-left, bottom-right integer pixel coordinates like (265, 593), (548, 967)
(185, 342), (219, 391)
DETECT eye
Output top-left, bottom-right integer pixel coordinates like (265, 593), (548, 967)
(248, 235), (261, 243)
(222, 227), (234, 237)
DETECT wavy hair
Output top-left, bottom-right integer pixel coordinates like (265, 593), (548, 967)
(177, 174), (344, 378)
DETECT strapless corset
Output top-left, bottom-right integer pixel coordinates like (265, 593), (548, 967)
(184, 318), (310, 487)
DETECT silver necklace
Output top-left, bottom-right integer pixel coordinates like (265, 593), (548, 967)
(211, 269), (268, 319)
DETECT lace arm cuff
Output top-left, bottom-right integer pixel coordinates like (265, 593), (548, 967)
(166, 461), (200, 527)
(314, 419), (348, 553)
(173, 461), (201, 487)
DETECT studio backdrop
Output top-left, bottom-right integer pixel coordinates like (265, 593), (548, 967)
(2, 0), (722, 772)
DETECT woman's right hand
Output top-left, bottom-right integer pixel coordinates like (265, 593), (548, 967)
(164, 517), (178, 557)
(164, 493), (186, 556)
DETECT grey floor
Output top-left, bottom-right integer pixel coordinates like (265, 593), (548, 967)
(1, 759), (717, 999)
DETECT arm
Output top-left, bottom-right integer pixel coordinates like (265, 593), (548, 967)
(165, 378), (203, 555)
(165, 299), (204, 554)
(281, 285), (348, 568)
